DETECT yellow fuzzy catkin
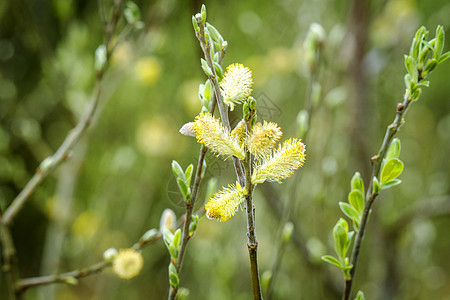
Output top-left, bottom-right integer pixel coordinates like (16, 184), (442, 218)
(252, 138), (306, 184)
(230, 119), (247, 147)
(220, 63), (253, 111)
(205, 182), (247, 222)
(193, 113), (245, 160)
(247, 121), (282, 158)
(112, 249), (144, 280)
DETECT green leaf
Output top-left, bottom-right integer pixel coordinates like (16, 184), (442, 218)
(386, 138), (401, 161)
(339, 202), (360, 220)
(350, 172), (364, 195)
(355, 290), (365, 300)
(438, 51), (450, 64)
(423, 59), (437, 77)
(373, 176), (380, 194)
(404, 73), (412, 90)
(172, 160), (186, 181)
(348, 190), (364, 214)
(173, 229), (182, 249)
(163, 228), (174, 249)
(200, 4), (207, 24)
(201, 58), (213, 77)
(381, 179), (402, 190)
(124, 1), (141, 25)
(380, 158), (404, 184)
(404, 55), (418, 82)
(352, 218), (360, 231)
(177, 179), (191, 202)
(206, 23), (223, 44)
(192, 15), (200, 33)
(410, 87), (422, 101)
(168, 263), (179, 288)
(213, 62), (224, 81)
(435, 25), (445, 58)
(321, 255), (342, 268)
(185, 164), (194, 187)
(333, 218), (349, 260)
(204, 79), (213, 101)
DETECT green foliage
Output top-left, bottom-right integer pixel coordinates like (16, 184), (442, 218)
(172, 160), (193, 203)
(322, 218), (354, 279)
(355, 290), (365, 300)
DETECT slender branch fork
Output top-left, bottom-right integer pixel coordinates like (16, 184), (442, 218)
(343, 90), (415, 299)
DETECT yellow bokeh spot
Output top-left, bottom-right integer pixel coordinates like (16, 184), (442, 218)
(135, 117), (176, 157)
(111, 42), (133, 68)
(72, 211), (102, 241)
(178, 79), (202, 116)
(134, 56), (162, 86)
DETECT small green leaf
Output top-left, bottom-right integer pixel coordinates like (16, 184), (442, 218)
(282, 222), (294, 243)
(348, 190), (364, 214)
(380, 158), (404, 184)
(185, 164), (194, 187)
(381, 179), (402, 190)
(404, 73), (412, 90)
(200, 4), (207, 24)
(168, 263), (179, 288)
(438, 51), (450, 64)
(206, 23), (223, 44)
(410, 88), (422, 101)
(204, 79), (213, 101)
(352, 218), (360, 231)
(355, 290), (365, 300)
(177, 179), (191, 202)
(169, 244), (178, 259)
(173, 229), (182, 249)
(192, 15), (200, 33)
(213, 62), (223, 81)
(435, 25), (445, 58)
(321, 255), (342, 268)
(350, 172), (364, 195)
(201, 58), (213, 77)
(404, 55), (418, 82)
(423, 59), (437, 77)
(386, 138), (401, 161)
(124, 1), (141, 25)
(163, 228), (174, 249)
(172, 160), (186, 181)
(373, 176), (380, 194)
(339, 202), (360, 220)
(333, 218), (349, 261)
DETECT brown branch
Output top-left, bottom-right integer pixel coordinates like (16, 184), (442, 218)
(15, 231), (161, 294)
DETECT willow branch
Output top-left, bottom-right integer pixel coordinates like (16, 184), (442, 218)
(343, 86), (418, 300)
(167, 21), (227, 300)
(2, 0), (124, 226)
(243, 110), (262, 299)
(15, 231), (161, 294)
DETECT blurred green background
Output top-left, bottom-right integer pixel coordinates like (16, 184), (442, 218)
(1, 0), (449, 299)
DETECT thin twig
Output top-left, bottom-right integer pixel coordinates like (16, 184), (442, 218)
(266, 44), (320, 299)
(167, 21), (226, 300)
(0, 2), (128, 299)
(193, 15), (260, 299)
(343, 89), (416, 299)
(243, 109), (262, 299)
(15, 232), (161, 294)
